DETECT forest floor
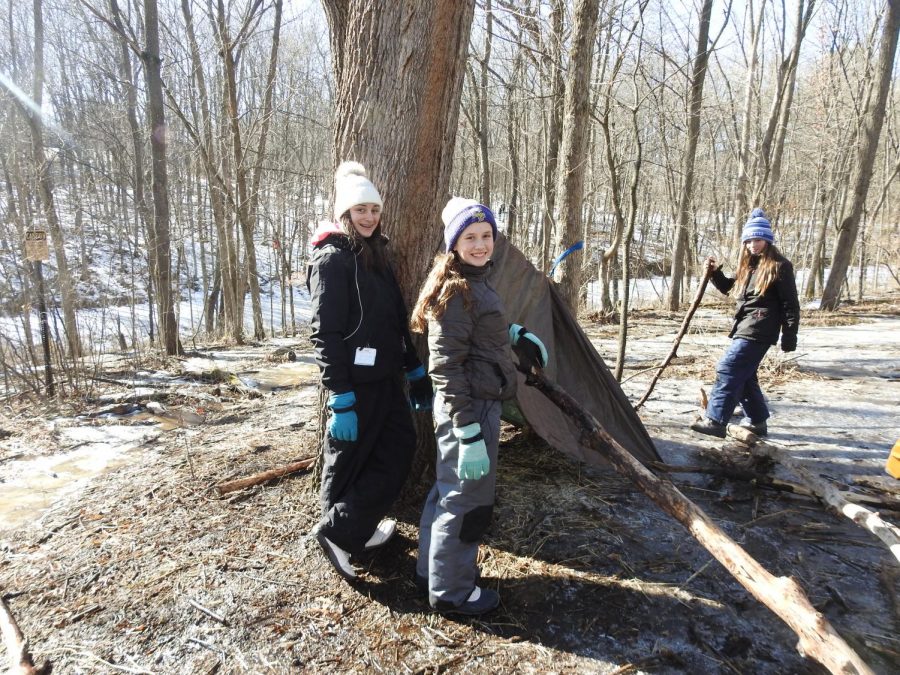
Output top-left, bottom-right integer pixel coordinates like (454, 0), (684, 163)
(1, 293), (899, 674)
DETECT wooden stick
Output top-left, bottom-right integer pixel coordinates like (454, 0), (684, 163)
(634, 268), (712, 410)
(728, 425), (900, 564)
(524, 369), (873, 675)
(0, 596), (52, 675)
(214, 457), (315, 495)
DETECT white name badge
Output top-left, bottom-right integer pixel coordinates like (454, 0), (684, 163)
(354, 347), (377, 366)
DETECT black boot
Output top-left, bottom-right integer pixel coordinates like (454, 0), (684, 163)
(690, 417), (727, 438)
(739, 420), (767, 436)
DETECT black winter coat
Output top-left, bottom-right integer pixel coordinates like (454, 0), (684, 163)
(307, 230), (422, 395)
(710, 254), (800, 349)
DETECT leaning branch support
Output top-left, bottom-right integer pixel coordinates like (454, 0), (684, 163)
(634, 268), (711, 410)
(0, 595), (52, 675)
(728, 425), (900, 564)
(524, 369), (872, 675)
(214, 457), (315, 495)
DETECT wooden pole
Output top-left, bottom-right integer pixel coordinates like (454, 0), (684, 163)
(214, 457), (315, 495)
(634, 268), (711, 410)
(523, 368), (873, 675)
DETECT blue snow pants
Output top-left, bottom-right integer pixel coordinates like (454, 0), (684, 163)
(705, 337), (771, 426)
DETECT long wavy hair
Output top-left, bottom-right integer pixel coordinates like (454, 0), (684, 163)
(410, 253), (472, 333)
(734, 242), (784, 297)
(339, 213), (390, 273)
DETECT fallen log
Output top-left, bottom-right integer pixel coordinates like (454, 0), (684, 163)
(634, 268), (711, 410)
(651, 461), (818, 499)
(0, 596), (52, 675)
(215, 457), (315, 495)
(524, 368), (873, 675)
(728, 426), (900, 565)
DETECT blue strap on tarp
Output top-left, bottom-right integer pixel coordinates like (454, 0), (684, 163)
(549, 240), (584, 277)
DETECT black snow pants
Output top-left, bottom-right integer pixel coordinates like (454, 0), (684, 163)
(317, 375), (415, 555)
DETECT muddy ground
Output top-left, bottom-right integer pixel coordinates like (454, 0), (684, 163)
(1, 297), (899, 674)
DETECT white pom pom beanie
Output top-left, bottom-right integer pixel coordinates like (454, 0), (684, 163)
(441, 197), (497, 252)
(333, 161), (383, 220)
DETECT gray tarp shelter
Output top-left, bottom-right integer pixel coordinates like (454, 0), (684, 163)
(487, 235), (661, 466)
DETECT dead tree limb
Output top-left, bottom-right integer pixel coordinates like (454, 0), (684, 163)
(634, 268), (712, 410)
(524, 368), (873, 675)
(0, 596), (52, 675)
(214, 457), (315, 495)
(729, 426), (900, 565)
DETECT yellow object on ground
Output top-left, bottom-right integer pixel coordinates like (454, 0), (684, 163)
(886, 439), (900, 479)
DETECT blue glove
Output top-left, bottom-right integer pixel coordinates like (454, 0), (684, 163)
(454, 422), (489, 480)
(327, 391), (358, 441)
(509, 323), (549, 370)
(406, 365), (434, 412)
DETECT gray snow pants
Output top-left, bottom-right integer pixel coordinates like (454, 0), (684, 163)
(416, 394), (500, 608)
(318, 375), (415, 555)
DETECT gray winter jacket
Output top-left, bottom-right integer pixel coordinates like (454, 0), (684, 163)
(428, 262), (517, 428)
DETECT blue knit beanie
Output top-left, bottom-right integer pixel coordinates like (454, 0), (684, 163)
(741, 208), (775, 244)
(441, 197), (497, 252)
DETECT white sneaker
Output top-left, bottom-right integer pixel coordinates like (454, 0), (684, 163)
(363, 518), (397, 551)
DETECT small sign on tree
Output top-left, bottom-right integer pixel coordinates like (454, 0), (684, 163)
(25, 230), (49, 262)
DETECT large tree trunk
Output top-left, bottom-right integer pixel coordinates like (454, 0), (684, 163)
(322, 0), (475, 490)
(324, 1), (475, 301)
(142, 0), (179, 355)
(553, 0), (600, 314)
(821, 0), (900, 310)
(667, 0), (714, 311)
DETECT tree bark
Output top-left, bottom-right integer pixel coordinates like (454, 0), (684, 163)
(323, 0), (475, 304)
(553, 0), (600, 313)
(822, 0), (900, 310)
(142, 0), (179, 355)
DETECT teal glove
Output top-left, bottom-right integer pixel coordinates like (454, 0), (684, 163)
(327, 391), (358, 442)
(509, 323), (548, 370)
(406, 365), (434, 412)
(454, 422), (489, 480)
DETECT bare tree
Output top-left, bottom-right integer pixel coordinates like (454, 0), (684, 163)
(667, 0), (714, 311)
(822, 0), (900, 309)
(141, 0), (179, 354)
(26, 0), (81, 358)
(553, 0), (601, 312)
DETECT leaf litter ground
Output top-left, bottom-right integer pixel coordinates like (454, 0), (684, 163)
(1, 296), (898, 674)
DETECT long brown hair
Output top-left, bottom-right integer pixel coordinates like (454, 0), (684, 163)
(733, 242), (784, 297)
(339, 213), (389, 273)
(410, 253), (472, 333)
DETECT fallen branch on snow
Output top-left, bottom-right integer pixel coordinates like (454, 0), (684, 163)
(728, 425), (900, 565)
(523, 367), (873, 675)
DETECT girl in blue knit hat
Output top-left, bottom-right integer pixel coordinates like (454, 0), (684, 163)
(691, 208), (800, 438)
(409, 198), (549, 615)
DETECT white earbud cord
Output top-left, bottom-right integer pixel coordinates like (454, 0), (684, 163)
(343, 250), (364, 341)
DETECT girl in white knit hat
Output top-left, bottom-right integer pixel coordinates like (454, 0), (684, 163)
(306, 161), (433, 581)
